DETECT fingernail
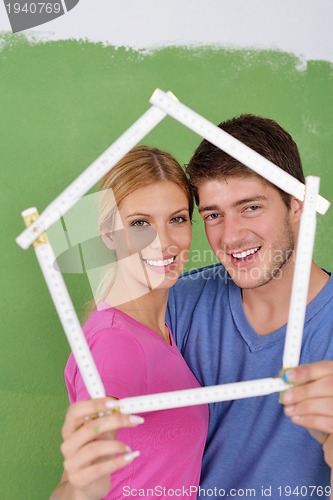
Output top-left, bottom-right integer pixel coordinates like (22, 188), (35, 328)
(105, 400), (120, 410)
(124, 450), (140, 462)
(284, 405), (295, 415)
(309, 429), (329, 444)
(282, 369), (296, 384)
(129, 415), (145, 424)
(281, 391), (294, 404)
(313, 430), (328, 437)
(279, 390), (286, 403)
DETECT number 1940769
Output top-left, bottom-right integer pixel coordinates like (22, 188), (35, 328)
(276, 485), (331, 497)
(5, 3), (62, 14)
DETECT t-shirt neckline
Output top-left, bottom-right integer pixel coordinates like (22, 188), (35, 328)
(98, 301), (175, 349)
(228, 271), (333, 353)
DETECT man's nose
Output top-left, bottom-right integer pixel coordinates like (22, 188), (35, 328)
(222, 216), (247, 249)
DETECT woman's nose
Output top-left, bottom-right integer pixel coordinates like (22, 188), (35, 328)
(150, 227), (173, 252)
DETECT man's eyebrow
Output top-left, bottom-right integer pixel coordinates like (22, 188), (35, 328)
(199, 196), (267, 213)
(232, 195), (267, 207)
(198, 204), (220, 214)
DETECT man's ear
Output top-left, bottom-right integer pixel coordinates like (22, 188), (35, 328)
(101, 231), (115, 250)
(290, 196), (303, 223)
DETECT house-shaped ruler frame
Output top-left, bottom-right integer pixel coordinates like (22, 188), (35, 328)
(16, 89), (330, 415)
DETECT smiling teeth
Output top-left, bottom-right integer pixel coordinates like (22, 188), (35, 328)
(232, 247), (260, 259)
(145, 257), (175, 267)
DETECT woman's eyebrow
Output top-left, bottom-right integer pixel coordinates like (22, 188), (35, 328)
(126, 208), (189, 218)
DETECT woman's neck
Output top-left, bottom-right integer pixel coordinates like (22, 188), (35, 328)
(104, 282), (170, 343)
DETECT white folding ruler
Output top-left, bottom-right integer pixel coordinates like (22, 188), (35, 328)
(150, 89), (329, 215)
(22, 207), (106, 399)
(16, 103), (169, 250)
(18, 89), (329, 412)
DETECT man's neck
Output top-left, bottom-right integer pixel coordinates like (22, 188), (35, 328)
(242, 261), (329, 336)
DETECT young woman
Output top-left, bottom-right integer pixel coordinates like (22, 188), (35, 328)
(52, 146), (209, 500)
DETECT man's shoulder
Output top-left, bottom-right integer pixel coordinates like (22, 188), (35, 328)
(314, 270), (333, 317)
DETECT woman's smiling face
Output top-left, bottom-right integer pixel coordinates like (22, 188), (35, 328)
(111, 180), (192, 292)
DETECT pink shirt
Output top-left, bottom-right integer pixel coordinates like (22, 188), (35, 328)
(65, 306), (209, 499)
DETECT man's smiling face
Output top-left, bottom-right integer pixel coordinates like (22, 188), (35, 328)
(198, 176), (301, 289)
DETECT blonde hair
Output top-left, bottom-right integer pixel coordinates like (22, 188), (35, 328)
(82, 145), (193, 319)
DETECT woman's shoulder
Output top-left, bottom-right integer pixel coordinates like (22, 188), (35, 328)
(83, 305), (117, 335)
(82, 305), (145, 348)
(66, 306), (147, 400)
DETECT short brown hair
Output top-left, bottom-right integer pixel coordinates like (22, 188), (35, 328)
(186, 114), (305, 208)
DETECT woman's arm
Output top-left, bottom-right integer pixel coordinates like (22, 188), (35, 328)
(51, 397), (143, 500)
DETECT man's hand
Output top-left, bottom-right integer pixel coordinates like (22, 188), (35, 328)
(281, 361), (333, 469)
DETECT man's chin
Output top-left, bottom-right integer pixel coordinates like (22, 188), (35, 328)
(226, 268), (277, 290)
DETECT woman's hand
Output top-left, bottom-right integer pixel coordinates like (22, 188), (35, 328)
(52, 397), (144, 500)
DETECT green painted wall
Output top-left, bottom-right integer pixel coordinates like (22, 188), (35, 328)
(1, 34), (333, 499)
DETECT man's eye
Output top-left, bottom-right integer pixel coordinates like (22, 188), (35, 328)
(245, 205), (260, 212)
(206, 213), (220, 220)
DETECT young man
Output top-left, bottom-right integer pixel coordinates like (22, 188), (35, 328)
(167, 115), (333, 498)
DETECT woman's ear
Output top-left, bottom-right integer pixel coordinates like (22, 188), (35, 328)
(101, 231), (115, 250)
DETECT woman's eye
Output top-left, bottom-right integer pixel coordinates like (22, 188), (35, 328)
(131, 220), (149, 227)
(171, 216), (187, 223)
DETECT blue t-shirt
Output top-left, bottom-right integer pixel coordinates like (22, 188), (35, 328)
(167, 264), (333, 500)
